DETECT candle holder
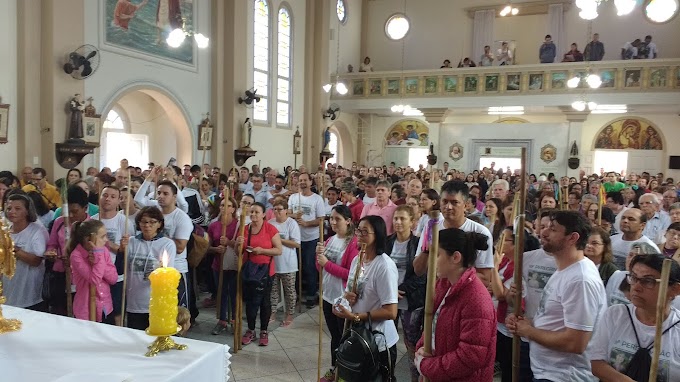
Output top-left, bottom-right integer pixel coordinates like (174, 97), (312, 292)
(144, 325), (187, 357)
(0, 220), (20, 335)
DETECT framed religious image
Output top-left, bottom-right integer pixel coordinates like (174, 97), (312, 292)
(464, 75), (478, 92)
(599, 69), (615, 88)
(424, 77), (438, 94)
(506, 73), (520, 91)
(528, 73), (544, 91)
(369, 79), (382, 95)
(387, 79), (400, 95)
(551, 71), (567, 90)
(444, 76), (458, 93)
(83, 115), (101, 144)
(573, 70), (588, 88)
(540, 144), (557, 164)
(649, 68), (667, 88)
(675, 67), (680, 88)
(449, 143), (463, 161)
(624, 69), (641, 88)
(198, 125), (213, 150)
(485, 74), (499, 92)
(352, 79), (365, 96)
(0, 104), (9, 144)
(405, 77), (419, 94)
(293, 130), (301, 154)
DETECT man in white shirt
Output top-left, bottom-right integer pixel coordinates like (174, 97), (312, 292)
(92, 185), (134, 326)
(266, 175), (288, 210)
(497, 41), (513, 65)
(621, 39), (641, 59)
(639, 193), (670, 245)
(507, 210), (606, 381)
(610, 208), (659, 270)
(606, 191), (627, 233)
(641, 35), (658, 59)
(134, 166), (189, 213)
(250, 173), (269, 207)
(362, 177), (378, 205)
(238, 166), (253, 193)
(288, 172), (326, 308)
(413, 181), (493, 284)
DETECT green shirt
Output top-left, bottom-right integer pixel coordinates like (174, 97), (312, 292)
(603, 182), (626, 193)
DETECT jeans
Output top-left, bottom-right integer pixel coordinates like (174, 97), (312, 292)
(496, 332), (512, 382)
(300, 239), (319, 300)
(521, 341), (534, 382)
(245, 276), (273, 332)
(214, 270), (237, 321)
(323, 300), (346, 367)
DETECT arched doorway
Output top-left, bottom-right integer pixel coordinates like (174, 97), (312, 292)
(329, 121), (354, 166)
(91, 85), (193, 171)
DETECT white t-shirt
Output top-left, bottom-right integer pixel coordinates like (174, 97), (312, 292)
(390, 238), (410, 310)
(92, 213), (135, 282)
(531, 259), (607, 381)
(322, 235), (352, 304)
(362, 195), (376, 205)
(346, 253), (399, 350)
(415, 212), (443, 237)
(162, 208), (194, 273)
(610, 234), (658, 270)
(125, 237), (176, 313)
(269, 218), (300, 274)
(288, 192), (326, 242)
(3, 222), (48, 308)
(522, 248), (558, 320)
(416, 217), (494, 269)
(589, 304), (680, 382)
(605, 270), (631, 306)
(613, 207), (627, 233)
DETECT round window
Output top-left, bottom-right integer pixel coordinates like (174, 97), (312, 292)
(337, 0), (347, 24)
(385, 13), (410, 41)
(644, 0), (679, 23)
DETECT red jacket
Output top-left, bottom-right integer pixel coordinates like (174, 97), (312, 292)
(348, 199), (364, 224)
(416, 268), (497, 382)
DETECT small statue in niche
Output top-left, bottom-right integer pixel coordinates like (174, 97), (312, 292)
(323, 126), (331, 151)
(68, 94), (86, 140)
(241, 118), (252, 148)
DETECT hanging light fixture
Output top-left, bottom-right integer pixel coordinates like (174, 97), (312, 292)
(575, 0), (641, 20)
(500, 2), (519, 16)
(167, 18), (209, 48)
(323, 15), (348, 95)
(567, 72), (602, 89)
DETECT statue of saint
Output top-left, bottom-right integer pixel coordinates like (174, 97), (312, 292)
(68, 94), (86, 140)
(241, 118), (252, 148)
(323, 126), (331, 151)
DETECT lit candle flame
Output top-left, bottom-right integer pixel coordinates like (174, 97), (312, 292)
(161, 250), (168, 268)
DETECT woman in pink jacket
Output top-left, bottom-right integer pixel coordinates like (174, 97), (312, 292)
(68, 220), (118, 323)
(315, 205), (359, 382)
(415, 227), (497, 382)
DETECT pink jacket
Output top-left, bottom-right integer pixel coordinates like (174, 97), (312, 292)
(416, 268), (497, 382)
(47, 216), (90, 272)
(70, 244), (118, 322)
(316, 235), (359, 288)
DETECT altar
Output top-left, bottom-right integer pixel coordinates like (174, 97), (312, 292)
(0, 306), (230, 382)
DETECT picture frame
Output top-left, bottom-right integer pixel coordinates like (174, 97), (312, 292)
(485, 74), (499, 92)
(424, 77), (438, 94)
(369, 79), (382, 95)
(649, 68), (667, 88)
(540, 143), (557, 164)
(198, 125), (213, 150)
(293, 131), (301, 155)
(505, 73), (520, 91)
(675, 67), (680, 88)
(0, 104), (9, 144)
(464, 75), (478, 92)
(624, 68), (642, 88)
(83, 115), (102, 144)
(405, 78), (419, 94)
(528, 73), (544, 91)
(449, 143), (463, 161)
(444, 76), (458, 93)
(387, 79), (400, 95)
(352, 80), (365, 96)
(550, 71), (567, 90)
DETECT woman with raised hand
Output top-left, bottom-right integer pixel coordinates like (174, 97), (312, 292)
(317, 204), (359, 382)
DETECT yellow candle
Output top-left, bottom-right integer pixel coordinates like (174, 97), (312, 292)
(148, 251), (180, 336)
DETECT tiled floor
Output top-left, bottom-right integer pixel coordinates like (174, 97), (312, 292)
(186, 293), (501, 381)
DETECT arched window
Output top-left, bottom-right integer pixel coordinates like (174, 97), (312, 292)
(277, 7), (292, 126)
(103, 109), (125, 131)
(253, 0), (270, 122)
(328, 131), (338, 165)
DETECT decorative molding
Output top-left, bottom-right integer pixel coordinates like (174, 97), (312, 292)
(465, 0), (572, 18)
(421, 108), (449, 123)
(558, 106), (590, 122)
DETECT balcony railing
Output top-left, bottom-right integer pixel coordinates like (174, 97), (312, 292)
(331, 58), (680, 99)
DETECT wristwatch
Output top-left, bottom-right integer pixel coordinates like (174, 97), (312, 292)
(353, 314), (361, 324)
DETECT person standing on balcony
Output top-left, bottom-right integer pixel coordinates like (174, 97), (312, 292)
(496, 41), (513, 65)
(479, 45), (494, 66)
(583, 33), (605, 61)
(539, 35), (556, 63)
(562, 43), (584, 62)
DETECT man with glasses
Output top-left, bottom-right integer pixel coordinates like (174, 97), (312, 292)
(610, 208), (659, 270)
(22, 167), (61, 210)
(661, 222), (680, 258)
(507, 210), (606, 381)
(639, 193), (670, 245)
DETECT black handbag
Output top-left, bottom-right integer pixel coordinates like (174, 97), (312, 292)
(335, 313), (386, 382)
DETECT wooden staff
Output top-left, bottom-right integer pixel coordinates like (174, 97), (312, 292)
(597, 184), (604, 226)
(233, 206), (247, 353)
(89, 276), (96, 321)
(512, 148), (527, 382)
(63, 205), (73, 318)
(216, 188), (230, 321)
(342, 243), (367, 335)
(317, 170), (326, 382)
(422, 209), (441, 382)
(649, 258), (673, 382)
(119, 171), (132, 326)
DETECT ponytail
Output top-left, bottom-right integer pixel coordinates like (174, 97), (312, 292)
(66, 220), (104, 255)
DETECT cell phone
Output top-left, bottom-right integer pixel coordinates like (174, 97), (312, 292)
(166, 157), (177, 168)
(245, 247), (253, 253)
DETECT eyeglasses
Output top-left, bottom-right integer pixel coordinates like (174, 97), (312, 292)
(626, 273), (660, 289)
(356, 228), (374, 237)
(639, 201), (654, 205)
(140, 220), (159, 226)
(665, 231), (680, 239)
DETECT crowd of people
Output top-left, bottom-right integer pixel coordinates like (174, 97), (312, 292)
(1, 159), (680, 381)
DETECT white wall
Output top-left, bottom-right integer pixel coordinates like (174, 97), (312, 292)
(0, 0), (18, 172)
(246, 0), (307, 171)
(83, 0), (212, 167)
(364, 0), (680, 71)
(329, 0), (362, 74)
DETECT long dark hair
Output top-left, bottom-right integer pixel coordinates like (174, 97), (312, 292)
(359, 215), (387, 255)
(332, 204), (355, 236)
(439, 228), (489, 268)
(25, 191), (50, 217)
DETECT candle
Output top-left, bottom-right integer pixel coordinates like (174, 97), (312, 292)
(148, 251), (180, 336)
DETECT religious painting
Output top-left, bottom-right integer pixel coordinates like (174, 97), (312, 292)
(387, 79), (400, 95)
(551, 72), (567, 89)
(0, 104), (8, 144)
(506, 73), (520, 91)
(649, 68), (667, 88)
(540, 144), (557, 164)
(352, 80), (364, 96)
(83, 116), (102, 144)
(594, 118), (663, 150)
(103, 0), (195, 65)
(405, 78), (419, 94)
(198, 123), (213, 150)
(449, 143), (463, 161)
(599, 69), (615, 88)
(369, 79), (382, 95)
(424, 77), (438, 94)
(529, 73), (543, 90)
(485, 75), (499, 92)
(624, 69), (641, 88)
(444, 76), (458, 93)
(464, 75), (478, 92)
(384, 120), (429, 147)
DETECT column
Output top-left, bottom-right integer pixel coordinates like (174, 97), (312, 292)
(422, 108), (449, 170)
(561, 108), (589, 178)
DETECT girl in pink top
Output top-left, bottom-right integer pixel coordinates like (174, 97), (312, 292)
(68, 220), (118, 323)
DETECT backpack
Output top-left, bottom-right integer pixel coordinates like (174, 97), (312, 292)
(624, 306), (680, 382)
(187, 223), (210, 268)
(335, 312), (389, 382)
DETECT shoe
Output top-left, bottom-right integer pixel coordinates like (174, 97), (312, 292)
(259, 331), (269, 346)
(202, 297), (216, 308)
(320, 368), (335, 382)
(211, 323), (228, 335)
(305, 298), (318, 308)
(242, 329), (256, 345)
